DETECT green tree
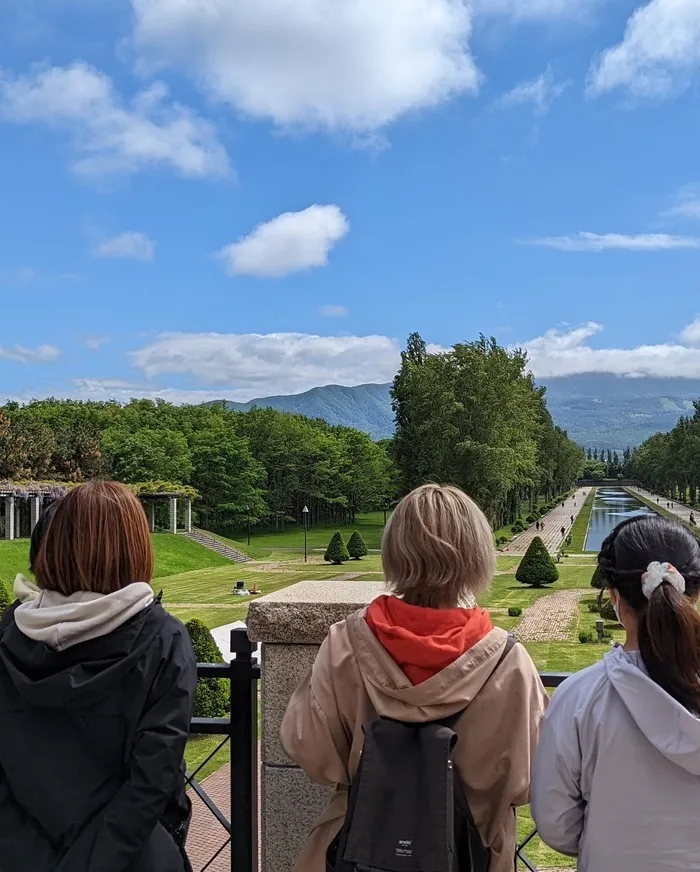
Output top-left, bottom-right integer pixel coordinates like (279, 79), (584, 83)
(347, 531), (368, 560)
(102, 427), (193, 483)
(516, 537), (559, 587)
(185, 619), (229, 718)
(324, 531), (349, 565)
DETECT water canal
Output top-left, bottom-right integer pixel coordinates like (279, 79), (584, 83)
(584, 488), (657, 553)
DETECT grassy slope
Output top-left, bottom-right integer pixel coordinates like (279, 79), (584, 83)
(568, 487), (597, 553)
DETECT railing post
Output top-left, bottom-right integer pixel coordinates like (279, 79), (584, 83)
(229, 627), (258, 872)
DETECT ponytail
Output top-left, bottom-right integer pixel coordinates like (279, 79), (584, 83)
(639, 583), (700, 715)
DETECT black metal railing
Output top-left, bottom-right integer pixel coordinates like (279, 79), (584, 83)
(189, 629), (569, 872)
(516, 672), (569, 870)
(189, 628), (260, 872)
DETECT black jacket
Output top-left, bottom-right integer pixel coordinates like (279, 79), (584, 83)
(0, 599), (197, 872)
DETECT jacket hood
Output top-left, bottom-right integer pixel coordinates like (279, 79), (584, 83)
(0, 584), (160, 709)
(605, 646), (700, 776)
(342, 608), (510, 722)
(13, 581), (154, 652)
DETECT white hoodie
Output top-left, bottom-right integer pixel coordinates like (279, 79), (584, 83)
(531, 646), (700, 872)
(12, 575), (154, 651)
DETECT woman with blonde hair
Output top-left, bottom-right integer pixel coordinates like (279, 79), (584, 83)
(0, 481), (197, 872)
(281, 483), (548, 872)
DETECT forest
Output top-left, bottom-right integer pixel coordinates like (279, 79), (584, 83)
(627, 405), (700, 505)
(1, 334), (586, 533)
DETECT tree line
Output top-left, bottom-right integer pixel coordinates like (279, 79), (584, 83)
(581, 447), (633, 481)
(0, 400), (393, 531)
(627, 405), (700, 505)
(1, 332), (584, 534)
(390, 333), (583, 528)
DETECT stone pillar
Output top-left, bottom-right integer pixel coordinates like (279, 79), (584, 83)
(184, 498), (192, 533)
(148, 501), (156, 533)
(169, 497), (178, 534)
(248, 580), (386, 872)
(30, 496), (41, 533)
(4, 496), (15, 541)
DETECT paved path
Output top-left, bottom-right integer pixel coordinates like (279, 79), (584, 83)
(629, 487), (699, 527)
(513, 589), (589, 642)
(505, 488), (592, 555)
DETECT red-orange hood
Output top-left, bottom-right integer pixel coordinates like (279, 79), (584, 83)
(365, 595), (493, 685)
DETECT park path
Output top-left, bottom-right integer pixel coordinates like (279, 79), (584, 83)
(513, 589), (588, 642)
(629, 487), (698, 526)
(505, 488), (592, 556)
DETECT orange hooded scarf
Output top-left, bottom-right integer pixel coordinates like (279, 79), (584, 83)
(365, 594), (493, 685)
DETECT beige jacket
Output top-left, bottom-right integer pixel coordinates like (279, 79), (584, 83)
(280, 609), (549, 872)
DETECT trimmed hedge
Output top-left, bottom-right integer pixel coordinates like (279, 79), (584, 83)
(516, 537), (559, 587)
(185, 619), (229, 718)
(324, 531), (349, 565)
(347, 531), (368, 560)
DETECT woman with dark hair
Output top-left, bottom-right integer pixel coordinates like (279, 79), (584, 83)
(531, 514), (700, 872)
(0, 481), (197, 872)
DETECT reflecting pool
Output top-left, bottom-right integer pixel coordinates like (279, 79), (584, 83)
(584, 488), (657, 553)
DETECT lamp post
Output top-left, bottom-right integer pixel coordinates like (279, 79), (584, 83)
(382, 498), (390, 527)
(302, 505), (310, 563)
(246, 505), (251, 547)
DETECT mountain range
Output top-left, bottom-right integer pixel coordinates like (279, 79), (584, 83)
(216, 375), (700, 450)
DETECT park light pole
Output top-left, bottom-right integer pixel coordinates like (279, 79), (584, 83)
(382, 497), (390, 526)
(302, 505), (309, 563)
(246, 505), (251, 546)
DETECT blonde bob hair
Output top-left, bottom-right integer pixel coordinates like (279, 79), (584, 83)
(381, 483), (495, 609)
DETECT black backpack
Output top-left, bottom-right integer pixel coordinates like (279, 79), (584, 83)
(327, 636), (516, 872)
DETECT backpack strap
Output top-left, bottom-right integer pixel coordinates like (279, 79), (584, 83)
(439, 634), (517, 730)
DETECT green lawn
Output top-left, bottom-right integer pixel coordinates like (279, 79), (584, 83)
(568, 487), (596, 553)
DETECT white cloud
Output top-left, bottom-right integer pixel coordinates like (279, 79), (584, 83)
(130, 331), (402, 394)
(664, 186), (700, 221)
(0, 62), (230, 178)
(217, 205), (349, 278)
(85, 337), (111, 350)
(96, 232), (155, 262)
(521, 232), (700, 251)
(319, 305), (349, 317)
(496, 66), (569, 114)
(131, 0), (479, 133)
(0, 344), (60, 364)
(521, 321), (700, 379)
(13, 267), (37, 284)
(589, 0), (700, 98)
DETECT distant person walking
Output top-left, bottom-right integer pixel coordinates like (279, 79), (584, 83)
(536, 521), (540, 531)
(560, 526), (566, 540)
(0, 481), (197, 872)
(571, 515), (575, 525)
(281, 483), (548, 872)
(532, 515), (700, 872)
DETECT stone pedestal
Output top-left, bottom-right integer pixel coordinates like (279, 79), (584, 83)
(4, 496), (15, 541)
(248, 580), (387, 872)
(169, 497), (178, 534)
(148, 502), (156, 533)
(30, 497), (41, 533)
(184, 498), (192, 533)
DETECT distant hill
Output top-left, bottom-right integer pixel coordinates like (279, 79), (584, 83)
(213, 375), (700, 449)
(216, 383), (394, 439)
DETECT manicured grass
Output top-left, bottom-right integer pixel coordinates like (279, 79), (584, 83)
(185, 734), (230, 783)
(568, 487), (596, 553)
(0, 540), (32, 590)
(216, 511), (387, 558)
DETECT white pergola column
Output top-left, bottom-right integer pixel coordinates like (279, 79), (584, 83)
(4, 497), (15, 541)
(169, 497), (178, 534)
(148, 501), (156, 533)
(184, 498), (192, 533)
(30, 496), (41, 533)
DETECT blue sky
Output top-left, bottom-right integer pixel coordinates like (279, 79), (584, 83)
(2, 0), (700, 404)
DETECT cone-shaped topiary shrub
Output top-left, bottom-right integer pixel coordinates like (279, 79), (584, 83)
(0, 581), (12, 621)
(347, 531), (368, 560)
(324, 531), (349, 565)
(599, 598), (619, 623)
(516, 537), (559, 587)
(185, 618), (230, 718)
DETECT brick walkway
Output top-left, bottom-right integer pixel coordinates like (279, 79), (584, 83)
(513, 589), (588, 642)
(505, 489), (591, 555)
(186, 765), (231, 872)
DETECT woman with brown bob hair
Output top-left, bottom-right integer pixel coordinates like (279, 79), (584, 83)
(0, 481), (197, 872)
(281, 483), (548, 872)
